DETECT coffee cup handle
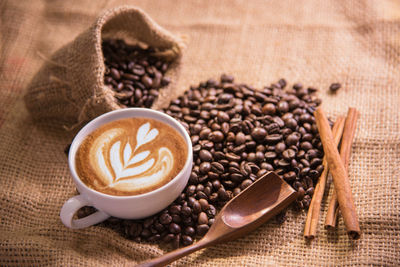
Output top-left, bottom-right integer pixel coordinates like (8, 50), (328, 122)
(60, 195), (110, 229)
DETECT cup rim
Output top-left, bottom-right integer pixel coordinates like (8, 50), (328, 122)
(68, 108), (193, 200)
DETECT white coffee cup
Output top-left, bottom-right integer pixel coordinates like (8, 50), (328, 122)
(60, 108), (193, 229)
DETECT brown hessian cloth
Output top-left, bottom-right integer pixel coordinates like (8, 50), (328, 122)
(0, 0), (399, 266)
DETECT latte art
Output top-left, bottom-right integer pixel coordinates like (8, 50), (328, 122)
(75, 118), (187, 196)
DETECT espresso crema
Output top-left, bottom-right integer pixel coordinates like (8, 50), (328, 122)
(75, 117), (187, 196)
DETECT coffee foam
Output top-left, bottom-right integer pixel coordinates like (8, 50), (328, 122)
(75, 118), (187, 196)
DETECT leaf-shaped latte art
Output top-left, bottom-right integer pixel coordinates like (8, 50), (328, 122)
(93, 122), (173, 191)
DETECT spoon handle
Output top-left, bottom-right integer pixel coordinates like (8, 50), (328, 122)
(136, 239), (209, 267)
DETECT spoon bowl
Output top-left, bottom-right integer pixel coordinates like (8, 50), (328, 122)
(137, 172), (297, 267)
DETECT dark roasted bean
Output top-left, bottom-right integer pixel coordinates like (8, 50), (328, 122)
(310, 158), (323, 168)
(282, 149), (296, 160)
(196, 224), (210, 236)
(184, 226), (196, 236)
(329, 83), (341, 92)
(217, 187), (229, 201)
(251, 127), (267, 141)
(199, 150), (213, 162)
(209, 131), (224, 142)
(285, 133), (300, 146)
(265, 151), (277, 160)
(278, 101), (289, 113)
(181, 235), (193, 246)
(265, 134), (283, 144)
(262, 103), (276, 115)
(169, 223), (181, 234)
(110, 68), (121, 80)
(225, 153), (241, 162)
(159, 213), (172, 225)
(198, 212), (208, 225)
(240, 179), (253, 190)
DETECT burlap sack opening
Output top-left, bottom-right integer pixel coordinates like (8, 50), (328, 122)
(24, 5), (184, 129)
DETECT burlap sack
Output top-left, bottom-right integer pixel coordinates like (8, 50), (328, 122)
(1, 0), (399, 266)
(24, 5), (184, 128)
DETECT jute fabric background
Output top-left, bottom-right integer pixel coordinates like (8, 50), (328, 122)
(0, 0), (399, 266)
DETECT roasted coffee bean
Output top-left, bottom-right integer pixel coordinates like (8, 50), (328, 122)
(240, 179), (253, 190)
(169, 205), (181, 214)
(199, 162), (212, 174)
(217, 187), (229, 201)
(181, 206), (192, 216)
(126, 223), (143, 237)
(172, 214), (182, 223)
(306, 187), (315, 196)
(169, 223), (181, 234)
(310, 158), (323, 168)
(278, 159), (291, 167)
(278, 101), (289, 113)
(308, 169), (319, 179)
(180, 235), (193, 246)
(143, 217), (154, 228)
(198, 212), (208, 225)
(285, 133), (300, 146)
(316, 164), (324, 174)
(184, 226), (196, 236)
(170, 234), (180, 248)
(284, 118), (298, 130)
(141, 229), (152, 238)
(275, 142), (286, 154)
(198, 199), (210, 211)
(265, 134), (283, 144)
(262, 103), (276, 115)
(282, 149), (296, 160)
(283, 171), (296, 181)
(217, 111), (230, 123)
(209, 131), (224, 142)
(199, 150), (213, 162)
(110, 68), (121, 80)
(254, 151), (264, 162)
(265, 151), (277, 160)
(225, 153), (241, 162)
(297, 187), (306, 200)
(196, 224), (210, 236)
(251, 127), (267, 141)
(192, 201), (202, 214)
(159, 213), (172, 225)
(196, 191), (208, 199)
(329, 83), (341, 92)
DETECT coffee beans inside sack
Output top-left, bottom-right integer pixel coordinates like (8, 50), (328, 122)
(78, 74), (327, 248)
(103, 39), (172, 108)
(24, 6), (183, 127)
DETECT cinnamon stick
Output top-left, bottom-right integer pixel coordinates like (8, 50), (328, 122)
(314, 107), (360, 239)
(325, 108), (359, 230)
(304, 116), (345, 239)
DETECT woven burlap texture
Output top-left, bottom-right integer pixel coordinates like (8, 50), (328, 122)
(23, 5), (184, 128)
(0, 0), (399, 266)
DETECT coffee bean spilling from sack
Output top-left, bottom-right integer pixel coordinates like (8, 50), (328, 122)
(78, 75), (326, 248)
(102, 39), (171, 108)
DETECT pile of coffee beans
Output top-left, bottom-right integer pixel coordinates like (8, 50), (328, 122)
(87, 75), (327, 248)
(102, 39), (171, 108)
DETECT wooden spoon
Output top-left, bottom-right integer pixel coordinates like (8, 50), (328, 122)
(137, 172), (297, 267)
